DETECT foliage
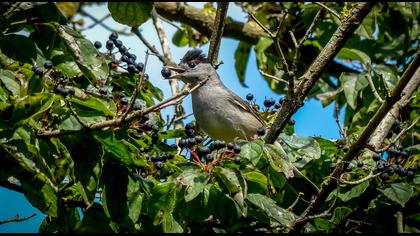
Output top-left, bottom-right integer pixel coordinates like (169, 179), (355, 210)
(0, 2), (419, 233)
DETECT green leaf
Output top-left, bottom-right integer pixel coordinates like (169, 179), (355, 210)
(74, 203), (114, 233)
(263, 143), (294, 178)
(337, 181), (370, 202)
(254, 37), (273, 71)
(243, 171), (268, 193)
(380, 182), (414, 207)
(148, 181), (178, 225)
(0, 34), (36, 63)
(278, 134), (321, 163)
(214, 166), (242, 195)
(239, 139), (264, 166)
(20, 177), (59, 217)
(172, 29), (189, 47)
(162, 213), (183, 233)
(175, 165), (209, 202)
(0, 93), (56, 129)
(0, 70), (20, 97)
(234, 41), (252, 86)
(337, 48), (371, 65)
(247, 193), (297, 227)
(70, 96), (116, 117)
(330, 207), (352, 225)
(339, 72), (369, 109)
(50, 41), (83, 78)
(108, 2), (152, 27)
(57, 25), (109, 84)
(94, 132), (136, 166)
(355, 16), (375, 39)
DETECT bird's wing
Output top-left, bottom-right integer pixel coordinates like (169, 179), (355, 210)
(226, 90), (266, 126)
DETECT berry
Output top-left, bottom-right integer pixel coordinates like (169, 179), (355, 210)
(133, 100), (142, 110)
(44, 60), (53, 69)
(343, 145), (349, 152)
(257, 127), (266, 136)
(114, 40), (123, 48)
(213, 140), (226, 149)
(198, 146), (211, 157)
(119, 46), (128, 54)
(109, 32), (118, 41)
(106, 40), (114, 50)
(67, 87), (75, 96)
(121, 55), (129, 62)
(345, 165), (352, 172)
(187, 138), (197, 147)
(246, 93), (254, 101)
(98, 88), (108, 95)
(33, 66), (43, 76)
(94, 41), (102, 49)
(143, 74), (149, 80)
(408, 166), (415, 172)
(129, 53), (137, 61)
(372, 152), (381, 161)
(185, 123), (195, 130)
(279, 97), (284, 104)
(227, 143), (234, 150)
(264, 98), (275, 108)
(288, 119), (295, 126)
(156, 155), (165, 161)
(120, 96), (129, 105)
(161, 67), (172, 78)
(233, 145), (241, 154)
(234, 156), (241, 164)
(54, 86), (68, 96)
(330, 163), (337, 169)
(401, 151), (409, 159)
(205, 154), (213, 162)
(119, 92), (126, 98)
(407, 170), (414, 178)
(127, 64), (136, 73)
(136, 62), (144, 72)
(357, 161), (364, 168)
(383, 162), (390, 168)
(155, 161), (164, 170)
(376, 163), (385, 171)
(380, 172), (389, 179)
(178, 139), (187, 148)
(274, 103), (281, 109)
(186, 129), (195, 138)
(386, 166), (395, 174)
(151, 125), (159, 133)
(194, 135), (203, 143)
(392, 123), (402, 133)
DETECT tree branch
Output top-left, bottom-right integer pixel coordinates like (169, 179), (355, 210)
(294, 50), (420, 231)
(264, 2), (376, 144)
(208, 2), (229, 67)
(0, 180), (23, 193)
(314, 2), (340, 19)
(0, 213), (36, 225)
(131, 27), (166, 64)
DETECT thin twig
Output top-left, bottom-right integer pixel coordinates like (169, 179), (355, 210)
(287, 192), (304, 211)
(131, 27), (166, 64)
(80, 14), (111, 31)
(208, 2), (229, 66)
(65, 99), (88, 129)
(334, 101), (347, 141)
(396, 211), (404, 233)
(158, 15), (182, 30)
(340, 171), (382, 185)
(259, 69), (289, 84)
(314, 2), (340, 19)
(299, 9), (323, 46)
(0, 214), (37, 225)
(366, 67), (384, 103)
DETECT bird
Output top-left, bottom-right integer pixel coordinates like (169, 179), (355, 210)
(166, 49), (319, 197)
(165, 49), (264, 143)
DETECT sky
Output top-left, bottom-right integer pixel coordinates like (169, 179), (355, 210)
(0, 2), (344, 233)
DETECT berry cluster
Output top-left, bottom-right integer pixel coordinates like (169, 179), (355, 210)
(147, 153), (175, 170)
(177, 123), (242, 165)
(98, 32), (147, 75)
(372, 147), (415, 180)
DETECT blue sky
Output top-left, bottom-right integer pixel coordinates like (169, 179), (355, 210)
(0, 3), (343, 232)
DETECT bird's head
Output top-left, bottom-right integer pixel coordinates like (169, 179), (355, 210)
(166, 49), (217, 85)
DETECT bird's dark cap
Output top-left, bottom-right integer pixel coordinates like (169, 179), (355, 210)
(180, 49), (208, 64)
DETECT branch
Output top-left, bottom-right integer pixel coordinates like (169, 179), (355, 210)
(0, 214), (37, 225)
(36, 78), (210, 138)
(373, 117), (419, 152)
(334, 101), (347, 141)
(340, 171), (382, 185)
(264, 2), (376, 144)
(131, 27), (166, 64)
(78, 9), (131, 35)
(314, 2), (340, 19)
(208, 2), (229, 66)
(296, 50), (420, 229)
(396, 211), (404, 233)
(259, 69), (289, 85)
(366, 68), (384, 103)
(0, 180), (23, 193)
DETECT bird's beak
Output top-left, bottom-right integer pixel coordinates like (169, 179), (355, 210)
(165, 65), (186, 80)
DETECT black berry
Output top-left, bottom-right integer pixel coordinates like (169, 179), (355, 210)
(109, 32), (118, 41)
(194, 135), (203, 143)
(161, 67), (172, 78)
(33, 66), (43, 76)
(106, 40), (114, 50)
(120, 96), (129, 105)
(346, 165), (352, 172)
(44, 60), (53, 69)
(234, 156), (241, 164)
(185, 123), (195, 130)
(264, 98), (275, 108)
(246, 93), (254, 101)
(94, 41), (102, 49)
(380, 172), (389, 179)
(178, 139), (188, 148)
(274, 103), (281, 109)
(357, 161), (364, 168)
(233, 145), (241, 154)
(198, 146), (211, 157)
(155, 161), (164, 170)
(288, 119), (295, 126)
(114, 40), (123, 48)
(99, 88), (108, 95)
(205, 154), (213, 162)
(186, 129), (195, 138)
(372, 152), (381, 161)
(119, 46), (127, 54)
(136, 62), (144, 72)
(127, 64), (136, 73)
(227, 143), (234, 150)
(257, 127), (266, 136)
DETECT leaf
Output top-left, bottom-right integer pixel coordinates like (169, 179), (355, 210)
(263, 143), (294, 178)
(330, 207), (352, 225)
(254, 37), (273, 70)
(94, 132), (136, 166)
(247, 193), (297, 227)
(243, 171), (268, 193)
(234, 41), (252, 86)
(355, 16), (375, 39)
(148, 181), (178, 225)
(214, 166), (242, 195)
(70, 96), (116, 117)
(20, 177), (59, 217)
(380, 182), (414, 207)
(57, 25), (109, 84)
(337, 181), (370, 202)
(239, 139), (265, 166)
(339, 72), (369, 109)
(50, 41), (83, 78)
(162, 213), (183, 233)
(175, 165), (209, 202)
(0, 70), (20, 97)
(337, 48), (371, 66)
(0, 33), (36, 63)
(172, 29), (189, 47)
(74, 203), (114, 233)
(278, 133), (321, 163)
(108, 2), (152, 27)
(0, 93), (56, 129)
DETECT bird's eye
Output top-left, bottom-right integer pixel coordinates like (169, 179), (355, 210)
(187, 61), (196, 68)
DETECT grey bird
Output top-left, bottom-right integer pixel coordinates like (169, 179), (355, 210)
(166, 49), (319, 197)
